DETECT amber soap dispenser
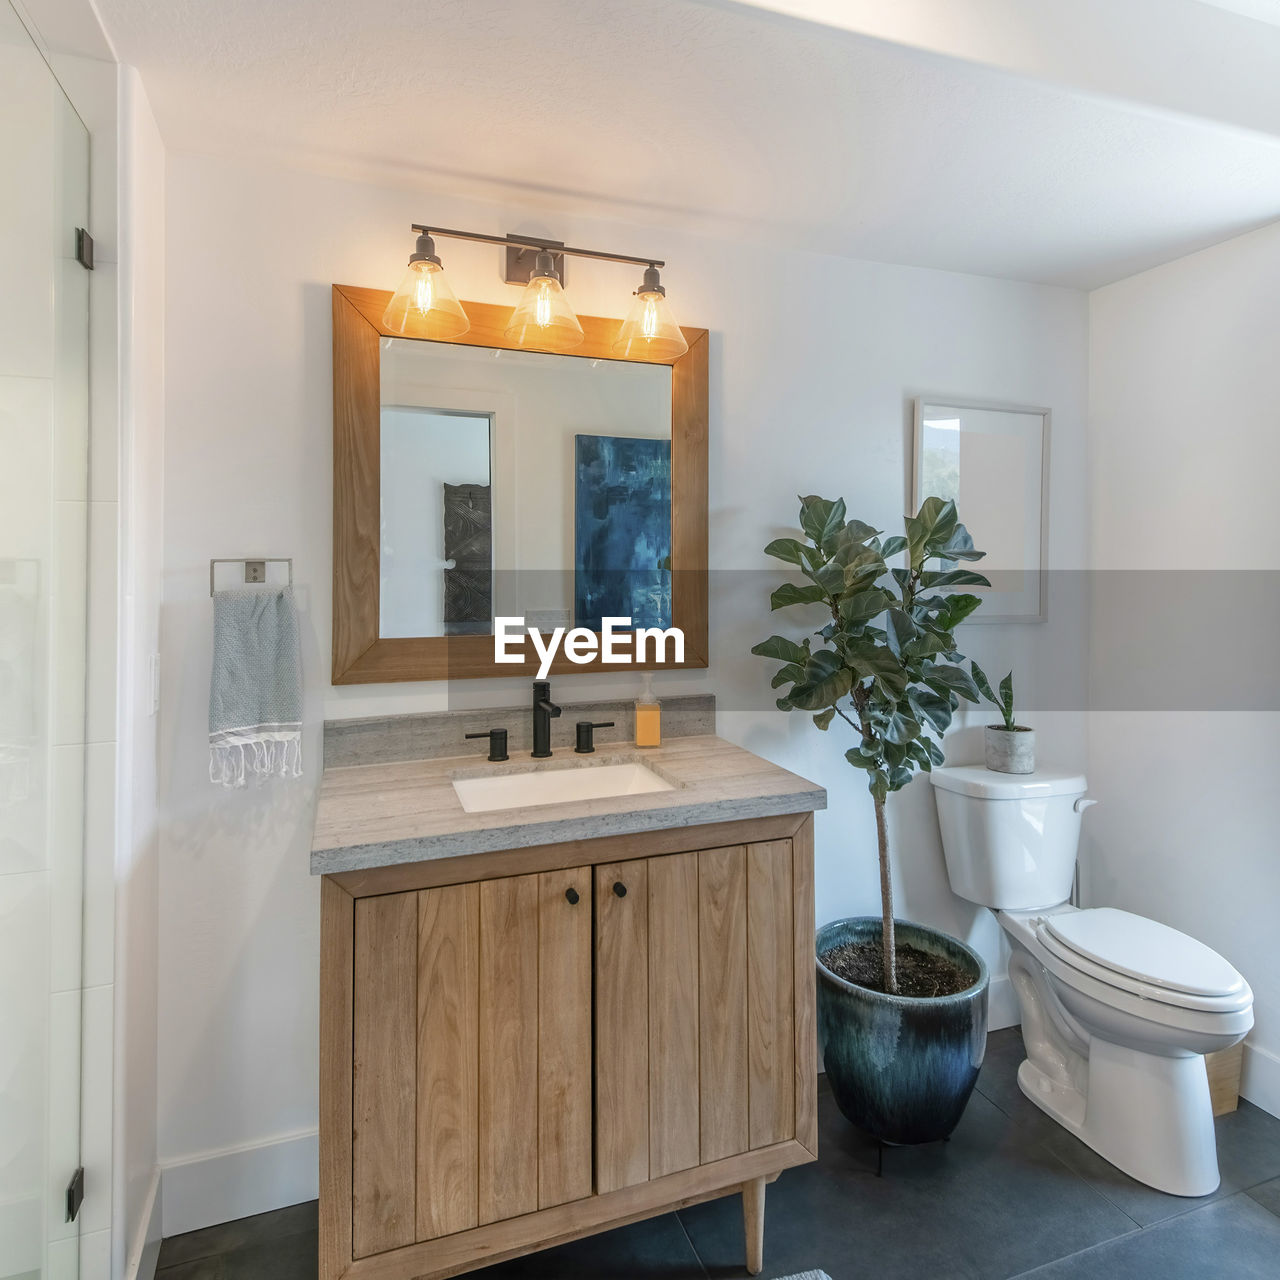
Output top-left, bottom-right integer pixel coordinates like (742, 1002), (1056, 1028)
(635, 673), (661, 747)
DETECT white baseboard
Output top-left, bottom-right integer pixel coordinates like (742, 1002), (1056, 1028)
(1242, 1040), (1280, 1119)
(160, 1129), (318, 1238)
(124, 1166), (162, 1280)
(987, 974), (1020, 1032)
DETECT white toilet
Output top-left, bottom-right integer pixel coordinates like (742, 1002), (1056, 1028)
(930, 765), (1253, 1197)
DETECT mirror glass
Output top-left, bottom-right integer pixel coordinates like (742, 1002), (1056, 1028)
(914, 399), (1049, 621)
(379, 338), (673, 639)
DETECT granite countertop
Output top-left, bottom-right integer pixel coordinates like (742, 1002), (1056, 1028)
(311, 735), (826, 874)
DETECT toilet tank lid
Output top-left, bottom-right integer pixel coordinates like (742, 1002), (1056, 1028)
(929, 764), (1088, 799)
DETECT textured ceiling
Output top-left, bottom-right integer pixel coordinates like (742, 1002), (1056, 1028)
(91, 0), (1280, 287)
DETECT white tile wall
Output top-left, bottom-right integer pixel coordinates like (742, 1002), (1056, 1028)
(80, 982), (115, 1237)
(86, 500), (118, 746)
(48, 743), (86, 994)
(46, 987), (82, 1244)
(51, 498), (88, 747)
(82, 741), (116, 988)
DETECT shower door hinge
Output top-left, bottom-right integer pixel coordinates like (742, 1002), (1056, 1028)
(75, 228), (94, 270)
(65, 1166), (85, 1222)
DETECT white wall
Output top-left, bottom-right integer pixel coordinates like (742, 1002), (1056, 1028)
(114, 65), (165, 1280)
(1088, 218), (1280, 1114)
(156, 150), (1089, 1230)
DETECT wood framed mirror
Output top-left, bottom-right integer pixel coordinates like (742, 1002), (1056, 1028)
(331, 285), (708, 683)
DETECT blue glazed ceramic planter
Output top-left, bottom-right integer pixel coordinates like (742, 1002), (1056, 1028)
(816, 917), (989, 1145)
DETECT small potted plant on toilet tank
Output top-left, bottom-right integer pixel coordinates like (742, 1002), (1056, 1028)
(971, 664), (1035, 773)
(753, 495), (991, 1145)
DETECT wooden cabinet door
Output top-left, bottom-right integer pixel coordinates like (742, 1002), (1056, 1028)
(595, 859), (650, 1193)
(594, 839), (799, 1191)
(351, 868), (593, 1257)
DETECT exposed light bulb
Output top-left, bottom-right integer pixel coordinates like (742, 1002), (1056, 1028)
(382, 233), (470, 339)
(613, 265), (688, 361)
(505, 251), (584, 351)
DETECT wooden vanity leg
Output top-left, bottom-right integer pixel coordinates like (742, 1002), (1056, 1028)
(743, 1176), (766, 1276)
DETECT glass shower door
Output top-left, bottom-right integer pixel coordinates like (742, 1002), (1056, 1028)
(0, 3), (92, 1277)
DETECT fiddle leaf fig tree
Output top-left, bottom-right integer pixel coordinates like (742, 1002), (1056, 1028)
(753, 496), (990, 994)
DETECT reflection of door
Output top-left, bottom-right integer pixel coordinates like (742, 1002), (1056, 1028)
(441, 483), (491, 635)
(0, 8), (90, 1276)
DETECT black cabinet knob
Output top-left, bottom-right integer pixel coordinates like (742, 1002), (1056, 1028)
(613, 881), (627, 898)
(565, 887), (580, 906)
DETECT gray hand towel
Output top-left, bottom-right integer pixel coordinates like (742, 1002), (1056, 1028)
(209, 586), (303, 787)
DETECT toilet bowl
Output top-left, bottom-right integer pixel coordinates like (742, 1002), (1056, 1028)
(930, 765), (1253, 1197)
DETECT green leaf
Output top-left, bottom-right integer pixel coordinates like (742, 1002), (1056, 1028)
(869, 769), (889, 803)
(787, 649), (853, 711)
(763, 537), (808, 566)
(751, 635), (807, 663)
(775, 696), (793, 712)
(906, 497), (958, 567)
(880, 534), (908, 560)
(842, 518), (881, 544)
(903, 630), (952, 661)
(933, 592), (984, 631)
(844, 747), (876, 772)
(770, 662), (805, 689)
(999, 671), (1015, 722)
(809, 561), (847, 595)
(924, 663), (980, 703)
(933, 522), (985, 562)
(881, 711), (922, 746)
(970, 660), (997, 707)
(838, 588), (891, 626)
(908, 688), (953, 734)
(888, 765), (914, 790)
(919, 569), (992, 589)
(771, 582), (827, 610)
(884, 608), (918, 658)
(813, 708), (836, 731)
(799, 495), (846, 550)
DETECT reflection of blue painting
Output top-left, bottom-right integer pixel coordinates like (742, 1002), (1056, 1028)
(574, 435), (672, 630)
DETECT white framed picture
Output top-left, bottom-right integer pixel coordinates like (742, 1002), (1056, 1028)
(912, 396), (1050, 623)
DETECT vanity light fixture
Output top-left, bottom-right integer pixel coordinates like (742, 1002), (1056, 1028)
(612, 264), (688, 361)
(382, 232), (470, 338)
(390, 224), (686, 360)
(504, 248), (584, 352)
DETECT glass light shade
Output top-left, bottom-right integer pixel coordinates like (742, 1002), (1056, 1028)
(612, 288), (688, 361)
(382, 260), (470, 339)
(504, 275), (584, 351)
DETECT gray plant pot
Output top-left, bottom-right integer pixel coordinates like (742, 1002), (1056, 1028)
(985, 725), (1035, 773)
(816, 918), (989, 1145)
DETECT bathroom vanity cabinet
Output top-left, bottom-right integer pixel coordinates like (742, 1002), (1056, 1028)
(317, 809), (818, 1280)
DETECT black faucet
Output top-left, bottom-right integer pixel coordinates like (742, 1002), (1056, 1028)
(531, 680), (562, 758)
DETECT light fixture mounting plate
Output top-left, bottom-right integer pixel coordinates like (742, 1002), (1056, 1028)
(503, 233), (566, 286)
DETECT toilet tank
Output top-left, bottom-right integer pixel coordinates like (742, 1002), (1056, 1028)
(929, 766), (1090, 910)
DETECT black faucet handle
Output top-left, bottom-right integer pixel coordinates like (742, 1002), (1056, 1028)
(574, 720), (616, 754)
(465, 728), (509, 762)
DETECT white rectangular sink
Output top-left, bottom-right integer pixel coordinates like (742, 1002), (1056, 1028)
(452, 762), (674, 814)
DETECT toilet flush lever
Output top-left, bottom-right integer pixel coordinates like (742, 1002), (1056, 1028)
(1074, 797), (1098, 814)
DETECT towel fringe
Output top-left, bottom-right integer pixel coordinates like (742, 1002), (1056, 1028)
(209, 734), (302, 788)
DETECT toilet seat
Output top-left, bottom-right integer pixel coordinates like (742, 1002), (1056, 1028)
(1036, 908), (1250, 1014)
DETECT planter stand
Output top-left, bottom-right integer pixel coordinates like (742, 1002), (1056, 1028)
(873, 1133), (950, 1177)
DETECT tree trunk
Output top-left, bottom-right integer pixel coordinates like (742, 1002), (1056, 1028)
(874, 793), (897, 994)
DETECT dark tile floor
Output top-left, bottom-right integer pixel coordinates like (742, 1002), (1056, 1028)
(156, 1030), (1280, 1280)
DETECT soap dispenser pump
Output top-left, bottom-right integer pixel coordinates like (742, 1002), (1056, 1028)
(635, 673), (661, 747)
